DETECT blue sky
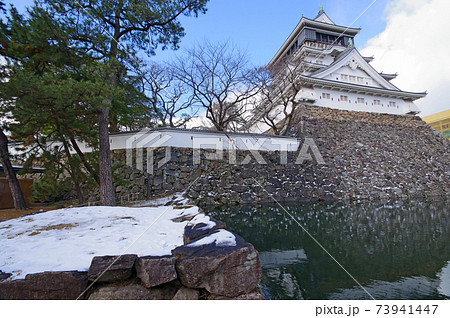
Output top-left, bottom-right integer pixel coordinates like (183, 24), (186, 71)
(163, 0), (391, 65)
(7, 0), (450, 116)
(9, 0), (390, 65)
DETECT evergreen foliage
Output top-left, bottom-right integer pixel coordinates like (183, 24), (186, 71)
(0, 0), (209, 205)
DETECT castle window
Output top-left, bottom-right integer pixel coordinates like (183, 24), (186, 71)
(357, 77), (364, 84)
(340, 95), (348, 102)
(357, 97), (365, 103)
(322, 93), (331, 99)
(374, 100), (381, 105)
(341, 74), (348, 81)
(317, 33), (337, 44)
(389, 101), (396, 107)
(349, 75), (356, 82)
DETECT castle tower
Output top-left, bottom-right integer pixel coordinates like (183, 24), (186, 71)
(266, 9), (426, 116)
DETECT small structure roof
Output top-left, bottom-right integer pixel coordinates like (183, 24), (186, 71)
(314, 9), (335, 24)
(0, 164), (44, 176)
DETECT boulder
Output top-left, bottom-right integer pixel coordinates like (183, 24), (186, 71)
(88, 283), (160, 300)
(136, 256), (177, 288)
(87, 254), (137, 282)
(209, 290), (265, 300)
(88, 279), (180, 300)
(172, 231), (262, 298)
(0, 271), (88, 300)
(184, 216), (227, 244)
(172, 286), (200, 300)
(234, 290), (265, 300)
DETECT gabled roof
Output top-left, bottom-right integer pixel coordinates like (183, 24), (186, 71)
(310, 47), (400, 91)
(314, 10), (335, 24)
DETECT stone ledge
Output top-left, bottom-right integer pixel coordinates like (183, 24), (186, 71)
(0, 271), (88, 300)
(136, 256), (177, 288)
(87, 254), (137, 282)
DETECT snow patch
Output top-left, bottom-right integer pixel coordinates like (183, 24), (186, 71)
(188, 229), (236, 247)
(133, 192), (190, 207)
(172, 206), (199, 219)
(187, 213), (216, 230)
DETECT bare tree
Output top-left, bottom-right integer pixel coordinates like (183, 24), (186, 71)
(139, 63), (195, 128)
(250, 57), (306, 136)
(172, 41), (260, 131)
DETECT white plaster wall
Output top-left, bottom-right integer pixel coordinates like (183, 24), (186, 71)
(110, 130), (299, 152)
(25, 129), (300, 156)
(311, 87), (419, 114)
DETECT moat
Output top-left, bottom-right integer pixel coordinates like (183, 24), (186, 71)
(207, 197), (450, 300)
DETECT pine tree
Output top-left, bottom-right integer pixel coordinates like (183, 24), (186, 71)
(0, 5), (133, 204)
(42, 0), (209, 205)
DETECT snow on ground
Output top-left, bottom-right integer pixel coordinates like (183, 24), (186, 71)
(0, 205), (199, 280)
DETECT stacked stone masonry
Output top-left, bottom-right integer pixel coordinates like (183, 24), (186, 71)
(94, 106), (449, 205)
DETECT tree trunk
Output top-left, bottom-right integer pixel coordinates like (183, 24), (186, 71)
(98, 106), (116, 206)
(97, 1), (122, 206)
(68, 133), (100, 185)
(0, 129), (28, 210)
(61, 137), (84, 205)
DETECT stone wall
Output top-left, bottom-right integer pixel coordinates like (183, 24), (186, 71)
(0, 214), (263, 300)
(86, 106), (449, 205)
(288, 106), (450, 201)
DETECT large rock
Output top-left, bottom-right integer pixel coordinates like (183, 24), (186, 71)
(88, 281), (180, 300)
(184, 216), (227, 244)
(0, 271), (88, 300)
(172, 286), (200, 300)
(136, 256), (177, 288)
(87, 254), (137, 282)
(172, 231), (262, 298)
(209, 290), (265, 300)
(88, 283), (158, 300)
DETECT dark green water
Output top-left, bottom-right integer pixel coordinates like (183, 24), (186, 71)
(207, 198), (450, 300)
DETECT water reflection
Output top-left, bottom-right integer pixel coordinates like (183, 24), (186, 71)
(207, 198), (450, 300)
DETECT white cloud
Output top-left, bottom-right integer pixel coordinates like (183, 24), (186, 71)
(361, 0), (450, 116)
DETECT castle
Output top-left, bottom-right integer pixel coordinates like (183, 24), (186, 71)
(249, 9), (427, 134)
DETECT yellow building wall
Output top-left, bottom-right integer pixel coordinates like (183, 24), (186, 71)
(423, 109), (450, 140)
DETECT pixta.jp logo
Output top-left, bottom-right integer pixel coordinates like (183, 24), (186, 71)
(125, 129), (325, 175)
